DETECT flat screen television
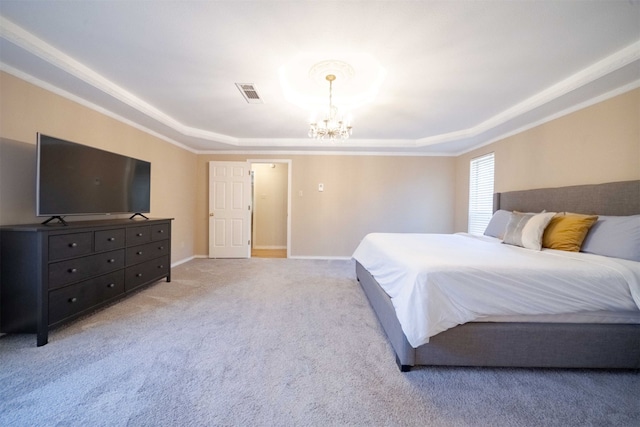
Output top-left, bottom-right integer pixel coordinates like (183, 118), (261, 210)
(37, 133), (151, 223)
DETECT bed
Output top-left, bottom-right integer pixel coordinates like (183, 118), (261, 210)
(353, 180), (640, 371)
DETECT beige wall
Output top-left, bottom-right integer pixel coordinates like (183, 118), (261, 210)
(197, 154), (456, 258)
(454, 88), (640, 231)
(0, 71), (455, 261)
(251, 163), (288, 249)
(3, 71), (637, 260)
(0, 72), (198, 264)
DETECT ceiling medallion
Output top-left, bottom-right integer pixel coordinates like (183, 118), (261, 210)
(280, 53), (385, 108)
(308, 60), (355, 86)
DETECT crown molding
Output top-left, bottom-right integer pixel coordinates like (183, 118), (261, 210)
(455, 79), (640, 156)
(0, 63), (200, 154)
(0, 16), (237, 146)
(416, 40), (640, 148)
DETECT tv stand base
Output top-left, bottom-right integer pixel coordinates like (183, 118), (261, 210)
(129, 213), (149, 220)
(42, 216), (68, 226)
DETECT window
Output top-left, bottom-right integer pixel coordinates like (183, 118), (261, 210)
(468, 153), (495, 235)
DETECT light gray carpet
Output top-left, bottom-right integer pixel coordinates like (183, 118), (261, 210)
(0, 258), (638, 426)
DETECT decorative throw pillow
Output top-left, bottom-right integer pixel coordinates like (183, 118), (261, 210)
(581, 215), (640, 262)
(503, 211), (556, 250)
(484, 210), (511, 239)
(542, 213), (598, 252)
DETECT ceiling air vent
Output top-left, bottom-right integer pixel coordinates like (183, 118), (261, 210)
(235, 83), (264, 104)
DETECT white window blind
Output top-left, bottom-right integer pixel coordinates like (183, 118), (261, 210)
(468, 153), (495, 235)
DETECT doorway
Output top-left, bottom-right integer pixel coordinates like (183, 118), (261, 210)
(249, 160), (291, 258)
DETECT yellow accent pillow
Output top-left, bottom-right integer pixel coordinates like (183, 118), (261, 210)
(542, 213), (599, 252)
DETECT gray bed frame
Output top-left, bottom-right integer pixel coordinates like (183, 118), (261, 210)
(356, 180), (640, 371)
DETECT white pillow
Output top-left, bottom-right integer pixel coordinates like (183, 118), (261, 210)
(503, 212), (556, 250)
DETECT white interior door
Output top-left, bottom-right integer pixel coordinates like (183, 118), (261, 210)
(208, 161), (252, 258)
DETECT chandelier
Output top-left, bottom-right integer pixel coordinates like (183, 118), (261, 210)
(308, 74), (352, 141)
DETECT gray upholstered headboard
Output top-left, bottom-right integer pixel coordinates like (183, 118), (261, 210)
(494, 180), (640, 216)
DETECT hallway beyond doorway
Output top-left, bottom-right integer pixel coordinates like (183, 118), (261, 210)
(251, 248), (287, 258)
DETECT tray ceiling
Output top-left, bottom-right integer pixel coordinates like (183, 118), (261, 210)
(1, 1), (639, 154)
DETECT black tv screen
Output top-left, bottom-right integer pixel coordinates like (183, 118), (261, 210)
(37, 133), (151, 217)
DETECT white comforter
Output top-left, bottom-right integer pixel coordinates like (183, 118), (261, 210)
(352, 233), (640, 347)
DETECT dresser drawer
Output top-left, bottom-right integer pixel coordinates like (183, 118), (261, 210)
(126, 226), (151, 245)
(126, 240), (169, 265)
(48, 270), (125, 326)
(151, 223), (170, 241)
(49, 280), (97, 325)
(95, 229), (126, 252)
(125, 255), (169, 291)
(49, 249), (125, 289)
(49, 232), (93, 261)
(93, 270), (125, 303)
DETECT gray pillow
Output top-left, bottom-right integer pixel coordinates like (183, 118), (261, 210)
(580, 215), (640, 262)
(484, 210), (511, 239)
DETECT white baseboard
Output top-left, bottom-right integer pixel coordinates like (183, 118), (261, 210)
(177, 254), (352, 262)
(171, 256), (196, 267)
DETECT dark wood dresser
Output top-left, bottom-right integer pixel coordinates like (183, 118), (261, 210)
(0, 218), (173, 346)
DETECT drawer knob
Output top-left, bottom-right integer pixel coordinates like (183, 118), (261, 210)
(158, 230), (164, 234)
(137, 251), (143, 255)
(69, 243), (77, 248)
(108, 237), (116, 242)
(68, 268), (77, 273)
(107, 283), (115, 288)
(136, 273), (143, 277)
(108, 258), (116, 263)
(158, 265), (164, 269)
(69, 297), (77, 303)
(136, 233), (143, 237)
(158, 246), (164, 250)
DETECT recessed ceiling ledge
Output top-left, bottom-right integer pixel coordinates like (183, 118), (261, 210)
(237, 138), (419, 148)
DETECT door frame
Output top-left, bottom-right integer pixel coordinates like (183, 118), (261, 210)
(248, 159), (292, 259)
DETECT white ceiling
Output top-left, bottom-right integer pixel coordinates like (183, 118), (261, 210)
(1, 1), (639, 155)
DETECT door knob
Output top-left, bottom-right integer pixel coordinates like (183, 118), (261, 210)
(209, 213), (214, 217)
